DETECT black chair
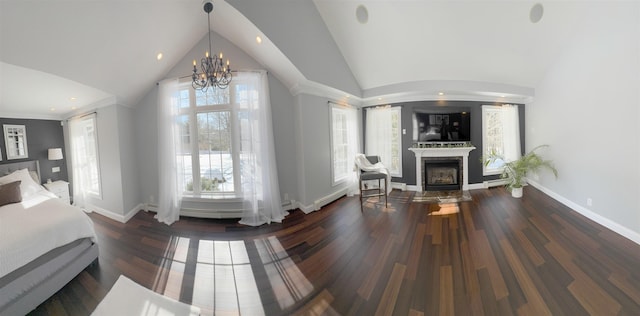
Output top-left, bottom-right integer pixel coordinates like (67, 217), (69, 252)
(359, 155), (388, 208)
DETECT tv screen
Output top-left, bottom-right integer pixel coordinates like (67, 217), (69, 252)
(412, 111), (471, 142)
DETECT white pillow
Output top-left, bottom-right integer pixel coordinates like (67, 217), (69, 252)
(0, 168), (44, 198)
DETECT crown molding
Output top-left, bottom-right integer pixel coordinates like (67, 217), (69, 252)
(288, 78), (534, 107)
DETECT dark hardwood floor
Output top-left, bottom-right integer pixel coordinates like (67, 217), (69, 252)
(29, 186), (640, 315)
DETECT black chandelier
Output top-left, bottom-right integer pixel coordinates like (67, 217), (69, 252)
(192, 1), (232, 91)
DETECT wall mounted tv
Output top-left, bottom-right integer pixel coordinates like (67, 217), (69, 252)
(412, 111), (471, 142)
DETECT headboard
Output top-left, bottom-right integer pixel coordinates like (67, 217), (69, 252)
(0, 160), (41, 182)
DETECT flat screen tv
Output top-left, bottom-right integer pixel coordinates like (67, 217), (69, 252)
(412, 111), (471, 142)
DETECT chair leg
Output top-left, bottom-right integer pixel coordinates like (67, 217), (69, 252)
(359, 179), (363, 212)
(384, 177), (388, 208)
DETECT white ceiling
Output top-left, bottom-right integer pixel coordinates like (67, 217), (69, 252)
(0, 0), (599, 119)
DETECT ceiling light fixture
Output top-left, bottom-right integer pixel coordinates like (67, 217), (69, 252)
(192, 1), (232, 91)
(256, 36), (262, 44)
(156, 53), (163, 61)
(530, 3), (544, 23)
(356, 5), (368, 24)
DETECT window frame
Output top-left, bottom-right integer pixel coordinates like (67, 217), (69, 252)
(482, 105), (506, 176)
(70, 114), (102, 199)
(177, 83), (241, 198)
(329, 103), (358, 186)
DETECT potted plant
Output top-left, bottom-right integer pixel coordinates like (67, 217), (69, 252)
(483, 145), (558, 198)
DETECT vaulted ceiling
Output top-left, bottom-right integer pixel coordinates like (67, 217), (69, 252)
(0, 0), (597, 119)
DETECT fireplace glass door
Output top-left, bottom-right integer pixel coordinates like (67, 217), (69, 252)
(424, 159), (461, 191)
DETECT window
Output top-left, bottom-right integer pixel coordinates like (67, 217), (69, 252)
(177, 86), (238, 197)
(330, 103), (358, 185)
(365, 106), (402, 177)
(482, 105), (521, 175)
(69, 114), (101, 197)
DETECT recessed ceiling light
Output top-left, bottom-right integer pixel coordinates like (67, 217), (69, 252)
(438, 92), (444, 96)
(377, 97), (382, 100)
(69, 97), (77, 101)
(256, 36), (262, 44)
(156, 52), (163, 61)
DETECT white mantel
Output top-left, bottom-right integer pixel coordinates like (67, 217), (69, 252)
(409, 146), (476, 191)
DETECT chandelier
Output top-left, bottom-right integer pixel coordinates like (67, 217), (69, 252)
(192, 1), (232, 90)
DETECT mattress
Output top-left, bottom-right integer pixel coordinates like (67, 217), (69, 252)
(0, 238), (95, 309)
(0, 187), (98, 314)
(0, 190), (97, 278)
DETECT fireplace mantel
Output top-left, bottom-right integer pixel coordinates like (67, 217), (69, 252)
(409, 146), (476, 191)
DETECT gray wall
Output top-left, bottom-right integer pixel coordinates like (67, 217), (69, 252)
(363, 100), (525, 186)
(0, 118), (66, 183)
(117, 105), (140, 214)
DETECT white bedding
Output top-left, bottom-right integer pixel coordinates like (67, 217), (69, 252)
(0, 190), (97, 278)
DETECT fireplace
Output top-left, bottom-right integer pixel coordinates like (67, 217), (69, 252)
(423, 158), (461, 191)
(408, 146), (475, 192)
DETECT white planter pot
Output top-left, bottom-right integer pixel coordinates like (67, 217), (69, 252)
(511, 187), (523, 198)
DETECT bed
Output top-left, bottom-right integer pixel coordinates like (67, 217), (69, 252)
(0, 160), (99, 315)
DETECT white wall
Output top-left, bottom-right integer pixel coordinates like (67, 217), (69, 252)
(527, 2), (640, 241)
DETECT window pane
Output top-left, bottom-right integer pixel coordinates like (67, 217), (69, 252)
(196, 88), (230, 106)
(178, 89), (190, 108)
(197, 111), (234, 193)
(331, 106), (357, 184)
(177, 115), (193, 193)
(70, 115), (101, 197)
(483, 107), (506, 173)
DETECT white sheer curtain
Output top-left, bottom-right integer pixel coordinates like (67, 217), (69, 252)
(68, 113), (99, 209)
(365, 106), (394, 172)
(501, 104), (521, 162)
(237, 71), (287, 226)
(156, 78), (183, 225)
(344, 105), (361, 196)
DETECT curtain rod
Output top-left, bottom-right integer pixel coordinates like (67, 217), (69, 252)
(66, 111), (96, 121)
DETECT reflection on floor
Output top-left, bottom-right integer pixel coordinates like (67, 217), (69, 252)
(149, 236), (314, 315)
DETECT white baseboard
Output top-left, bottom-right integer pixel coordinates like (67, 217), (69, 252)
(296, 201), (316, 214)
(468, 182), (487, 190)
(528, 180), (640, 246)
(87, 203), (142, 223)
(145, 201), (299, 216)
(312, 187), (348, 211)
(391, 182), (407, 191)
